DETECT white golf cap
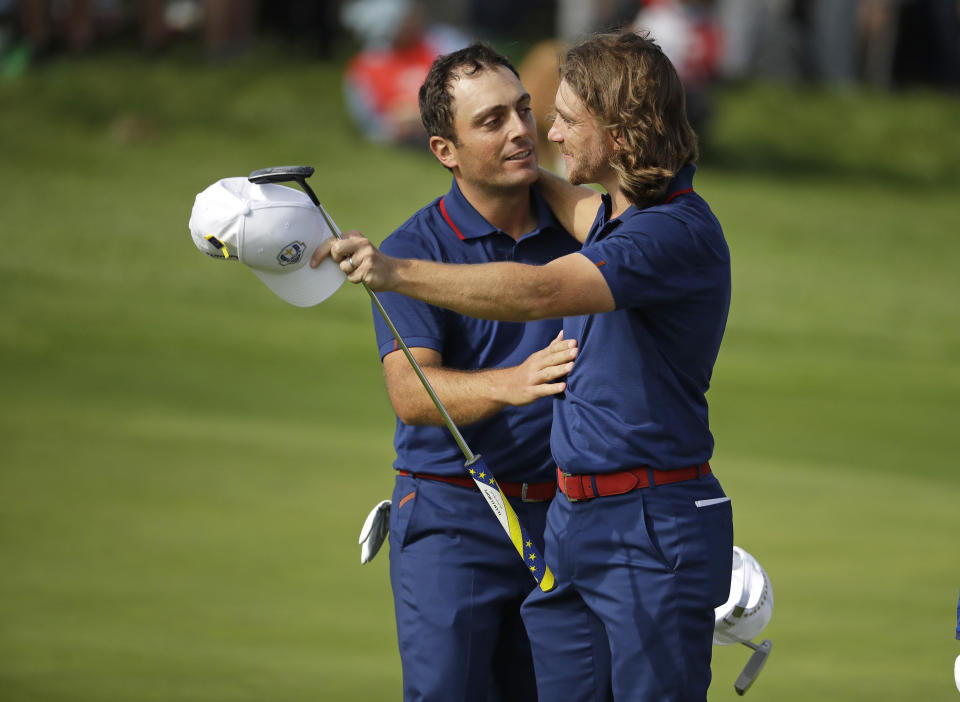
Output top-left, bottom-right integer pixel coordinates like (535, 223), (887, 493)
(714, 546), (774, 645)
(188, 177), (345, 307)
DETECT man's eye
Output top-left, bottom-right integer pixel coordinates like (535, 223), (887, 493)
(484, 118), (501, 129)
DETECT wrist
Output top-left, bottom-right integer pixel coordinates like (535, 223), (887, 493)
(388, 256), (415, 294)
(484, 366), (513, 405)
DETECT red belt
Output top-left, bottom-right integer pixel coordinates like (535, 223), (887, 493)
(397, 470), (556, 502)
(557, 463), (711, 501)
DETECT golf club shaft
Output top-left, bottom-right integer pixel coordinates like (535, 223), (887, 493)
(255, 170), (555, 591)
(367, 286), (475, 460)
(311, 197), (475, 461)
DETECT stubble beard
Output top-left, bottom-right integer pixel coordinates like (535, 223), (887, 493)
(566, 145), (607, 186)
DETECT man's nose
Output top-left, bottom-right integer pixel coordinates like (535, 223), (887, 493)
(547, 117), (562, 142)
(507, 110), (534, 141)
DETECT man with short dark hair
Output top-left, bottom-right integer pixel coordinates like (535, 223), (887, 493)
(317, 32), (735, 701)
(360, 43), (580, 701)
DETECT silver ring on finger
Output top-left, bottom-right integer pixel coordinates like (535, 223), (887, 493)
(348, 256), (357, 272)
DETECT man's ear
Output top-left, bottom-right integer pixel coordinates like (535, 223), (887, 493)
(429, 135), (458, 169)
(609, 129), (625, 152)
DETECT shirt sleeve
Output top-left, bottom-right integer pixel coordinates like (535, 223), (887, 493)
(373, 231), (447, 359)
(578, 213), (727, 309)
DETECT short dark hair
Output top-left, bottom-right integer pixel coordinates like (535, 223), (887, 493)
(419, 43), (519, 144)
(560, 32), (698, 206)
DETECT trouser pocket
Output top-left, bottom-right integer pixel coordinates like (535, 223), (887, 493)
(695, 496), (734, 607)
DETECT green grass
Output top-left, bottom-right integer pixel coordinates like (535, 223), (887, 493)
(1, 43), (959, 701)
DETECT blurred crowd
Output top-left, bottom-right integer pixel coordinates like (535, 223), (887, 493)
(562, 0), (960, 89)
(338, 0), (960, 149)
(1, 0), (957, 140)
(0, 0), (339, 65)
(1, 0), (956, 84)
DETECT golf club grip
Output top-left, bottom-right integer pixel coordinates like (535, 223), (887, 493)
(370, 294), (556, 592)
(467, 456), (556, 592)
(339, 238), (557, 590)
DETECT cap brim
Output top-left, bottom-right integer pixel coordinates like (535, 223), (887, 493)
(250, 255), (345, 307)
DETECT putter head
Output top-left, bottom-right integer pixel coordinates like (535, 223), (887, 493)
(249, 166), (321, 207)
(734, 639), (772, 696)
(248, 166), (315, 185)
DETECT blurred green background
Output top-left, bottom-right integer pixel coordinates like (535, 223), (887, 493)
(1, 34), (959, 702)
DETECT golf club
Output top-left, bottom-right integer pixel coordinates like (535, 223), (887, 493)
(733, 638), (772, 695)
(248, 166), (556, 592)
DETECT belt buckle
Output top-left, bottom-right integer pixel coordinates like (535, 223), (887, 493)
(521, 482), (548, 502)
(560, 471), (581, 502)
(521, 483), (532, 502)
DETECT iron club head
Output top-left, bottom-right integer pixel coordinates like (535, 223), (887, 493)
(734, 639), (772, 695)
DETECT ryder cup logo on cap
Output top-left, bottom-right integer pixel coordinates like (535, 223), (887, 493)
(188, 177), (345, 307)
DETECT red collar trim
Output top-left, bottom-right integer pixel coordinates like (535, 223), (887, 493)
(439, 197), (465, 240)
(664, 187), (693, 204)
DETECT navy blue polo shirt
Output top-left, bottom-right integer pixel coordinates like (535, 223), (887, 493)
(374, 179), (580, 482)
(553, 165), (730, 474)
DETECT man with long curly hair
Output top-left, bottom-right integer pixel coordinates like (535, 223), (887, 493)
(315, 31), (734, 701)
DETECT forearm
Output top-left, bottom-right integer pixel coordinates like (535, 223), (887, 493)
(391, 258), (555, 322)
(389, 364), (518, 426)
(384, 333), (575, 426)
(317, 231), (614, 319)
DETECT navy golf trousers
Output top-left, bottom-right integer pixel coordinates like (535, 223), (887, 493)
(521, 472), (733, 701)
(390, 473), (550, 702)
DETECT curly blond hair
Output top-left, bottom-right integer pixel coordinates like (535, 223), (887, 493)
(560, 32), (698, 207)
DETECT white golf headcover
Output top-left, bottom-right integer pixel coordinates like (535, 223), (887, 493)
(359, 499), (391, 564)
(714, 546), (774, 645)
